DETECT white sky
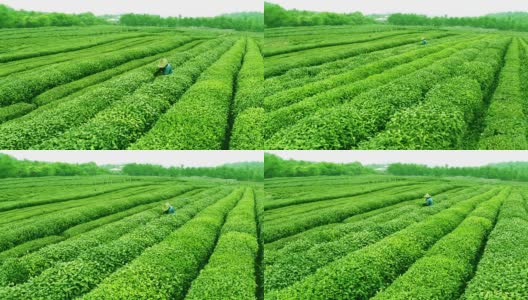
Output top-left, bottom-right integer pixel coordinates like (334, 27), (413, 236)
(267, 151), (528, 167)
(1, 151), (262, 167)
(268, 0), (528, 17)
(0, 0), (263, 17)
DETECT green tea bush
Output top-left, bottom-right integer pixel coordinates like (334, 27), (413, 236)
(363, 77), (483, 149)
(0, 37), (192, 106)
(131, 38), (246, 149)
(37, 39), (235, 149)
(462, 191), (528, 299)
(479, 39), (528, 149)
(372, 189), (508, 299)
(186, 189), (258, 299)
(81, 189), (244, 299)
(267, 188), (505, 299)
(0, 188), (238, 299)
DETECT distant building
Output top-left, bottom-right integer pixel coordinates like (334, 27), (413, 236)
(375, 16), (388, 22)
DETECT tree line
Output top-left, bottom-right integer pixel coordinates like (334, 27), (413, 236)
(388, 12), (528, 32)
(119, 12), (263, 31)
(0, 154), (263, 181)
(264, 2), (374, 28)
(0, 4), (106, 28)
(0, 4), (262, 31)
(387, 162), (528, 182)
(121, 162), (264, 181)
(264, 153), (375, 178)
(0, 154), (109, 178)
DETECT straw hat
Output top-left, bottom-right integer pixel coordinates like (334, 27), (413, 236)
(163, 202), (171, 210)
(424, 193), (431, 198)
(158, 58), (169, 68)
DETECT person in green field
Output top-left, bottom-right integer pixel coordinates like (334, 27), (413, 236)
(163, 202), (175, 214)
(421, 37), (428, 45)
(155, 58), (173, 76)
(424, 193), (433, 206)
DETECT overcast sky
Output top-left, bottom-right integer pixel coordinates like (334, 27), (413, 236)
(267, 151), (528, 167)
(1, 151), (262, 167)
(0, 0), (262, 17)
(268, 0), (528, 17)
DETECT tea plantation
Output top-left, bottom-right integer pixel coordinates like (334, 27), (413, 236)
(0, 26), (263, 150)
(264, 25), (528, 150)
(0, 175), (263, 299)
(263, 175), (528, 299)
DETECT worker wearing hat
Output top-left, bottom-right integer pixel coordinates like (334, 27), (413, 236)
(424, 193), (433, 206)
(163, 202), (175, 214)
(155, 58), (173, 76)
(421, 37), (428, 45)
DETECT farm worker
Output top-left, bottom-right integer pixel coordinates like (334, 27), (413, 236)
(424, 193), (433, 206)
(421, 37), (428, 45)
(163, 202), (175, 214)
(156, 58), (173, 76)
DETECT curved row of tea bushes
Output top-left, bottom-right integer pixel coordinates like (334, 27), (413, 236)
(0, 103), (36, 124)
(265, 188), (495, 292)
(131, 38), (246, 149)
(0, 38), (224, 149)
(186, 189), (258, 299)
(267, 187), (509, 299)
(265, 180), (419, 210)
(37, 38), (237, 150)
(81, 189), (244, 299)
(363, 77), (483, 149)
(479, 38), (528, 149)
(265, 32), (452, 77)
(264, 37), (475, 111)
(0, 188), (223, 287)
(32, 40), (204, 106)
(230, 107), (265, 150)
(230, 39), (264, 149)
(263, 38), (489, 141)
(264, 35), (468, 97)
(266, 39), (508, 149)
(372, 188), (509, 299)
(264, 30), (416, 57)
(462, 191), (528, 299)
(0, 36), (160, 77)
(0, 36), (194, 106)
(0, 188), (241, 299)
(263, 184), (457, 243)
(0, 32), (150, 62)
(0, 185), (193, 252)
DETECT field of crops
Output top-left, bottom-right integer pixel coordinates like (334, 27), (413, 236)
(0, 26), (263, 150)
(0, 175), (263, 299)
(263, 174), (528, 299)
(264, 25), (528, 150)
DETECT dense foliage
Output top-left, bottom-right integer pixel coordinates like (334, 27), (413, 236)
(264, 153), (375, 178)
(0, 154), (109, 178)
(0, 4), (107, 28)
(0, 177), (263, 299)
(120, 12), (264, 31)
(264, 24), (528, 150)
(122, 162), (264, 181)
(389, 12), (528, 32)
(0, 27), (263, 149)
(387, 162), (528, 181)
(264, 2), (374, 28)
(264, 174), (528, 299)
(0, 154), (263, 181)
